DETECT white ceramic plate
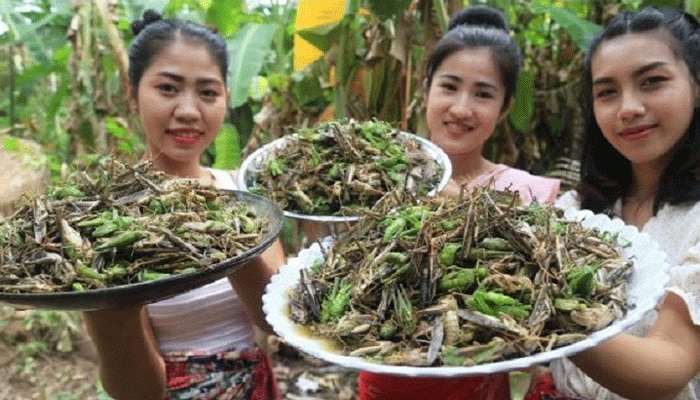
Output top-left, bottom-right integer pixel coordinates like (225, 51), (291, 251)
(237, 131), (452, 223)
(262, 207), (670, 376)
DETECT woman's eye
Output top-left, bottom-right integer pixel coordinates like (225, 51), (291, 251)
(201, 89), (220, 99)
(439, 82), (457, 92)
(475, 91), (495, 99)
(157, 84), (178, 94)
(594, 88), (615, 99)
(641, 75), (666, 88)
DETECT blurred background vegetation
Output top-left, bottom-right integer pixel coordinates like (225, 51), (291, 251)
(3, 0), (699, 188)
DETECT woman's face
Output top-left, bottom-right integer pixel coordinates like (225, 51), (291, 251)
(425, 47), (511, 160)
(591, 31), (698, 170)
(134, 38), (228, 170)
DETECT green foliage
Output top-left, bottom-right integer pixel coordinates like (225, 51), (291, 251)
(531, 5), (602, 51)
(367, 0), (413, 21)
(509, 70), (536, 132)
(22, 310), (82, 353)
(205, 0), (249, 36)
(0, 0), (680, 195)
(228, 23), (279, 108)
(212, 123), (241, 170)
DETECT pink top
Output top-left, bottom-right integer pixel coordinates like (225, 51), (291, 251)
(468, 164), (560, 205)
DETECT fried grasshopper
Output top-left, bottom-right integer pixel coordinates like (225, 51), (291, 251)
(289, 187), (632, 366)
(0, 158), (269, 293)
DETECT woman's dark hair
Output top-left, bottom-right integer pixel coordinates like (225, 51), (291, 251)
(424, 5), (522, 108)
(578, 6), (700, 214)
(128, 9), (229, 98)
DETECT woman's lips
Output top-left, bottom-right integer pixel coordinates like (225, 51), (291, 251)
(168, 129), (202, 145)
(619, 124), (655, 140)
(444, 121), (474, 137)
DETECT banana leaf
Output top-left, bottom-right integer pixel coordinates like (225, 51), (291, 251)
(531, 5), (602, 51)
(227, 22), (278, 108)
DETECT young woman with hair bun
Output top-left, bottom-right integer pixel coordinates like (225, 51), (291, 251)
(357, 5), (559, 400)
(81, 10), (284, 400)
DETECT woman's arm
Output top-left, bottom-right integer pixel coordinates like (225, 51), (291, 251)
(570, 293), (700, 400)
(82, 306), (166, 400)
(228, 238), (285, 333)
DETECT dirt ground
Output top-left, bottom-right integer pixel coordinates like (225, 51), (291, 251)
(0, 308), (529, 400)
(0, 308), (359, 400)
(0, 339), (360, 400)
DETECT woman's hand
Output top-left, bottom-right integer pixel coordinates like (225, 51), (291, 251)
(570, 293), (700, 400)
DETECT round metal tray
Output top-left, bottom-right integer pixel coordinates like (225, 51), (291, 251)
(0, 190), (284, 311)
(237, 131), (452, 223)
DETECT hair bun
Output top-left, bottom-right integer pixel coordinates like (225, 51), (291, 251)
(447, 5), (509, 33)
(131, 9), (163, 36)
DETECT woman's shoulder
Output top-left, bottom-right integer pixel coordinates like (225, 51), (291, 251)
(494, 165), (560, 186)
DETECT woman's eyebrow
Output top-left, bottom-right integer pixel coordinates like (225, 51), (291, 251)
(593, 61), (669, 86)
(155, 72), (223, 85)
(437, 73), (499, 91)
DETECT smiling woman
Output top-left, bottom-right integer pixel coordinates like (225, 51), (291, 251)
(80, 9), (286, 400)
(356, 5), (560, 400)
(133, 37), (229, 182)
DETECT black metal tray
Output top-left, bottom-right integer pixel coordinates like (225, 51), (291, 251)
(0, 190), (284, 311)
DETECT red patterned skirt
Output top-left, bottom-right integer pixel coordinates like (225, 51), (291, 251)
(163, 346), (280, 400)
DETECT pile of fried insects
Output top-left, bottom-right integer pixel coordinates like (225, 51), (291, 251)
(0, 158), (269, 293)
(247, 119), (444, 216)
(289, 187), (633, 366)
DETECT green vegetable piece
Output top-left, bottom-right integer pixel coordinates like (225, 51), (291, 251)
(92, 222), (119, 237)
(383, 217), (406, 242)
(441, 346), (467, 366)
(138, 269), (171, 282)
(320, 278), (354, 323)
(237, 215), (256, 233)
(438, 243), (462, 267)
(439, 267), (487, 292)
(94, 231), (146, 252)
(554, 297), (588, 311)
(76, 264), (106, 281)
(381, 263), (411, 284)
(481, 291), (519, 306)
(76, 212), (111, 228)
(383, 252), (409, 265)
(71, 282), (85, 292)
(105, 265), (127, 279)
(567, 265), (597, 299)
(51, 185), (85, 199)
(267, 159), (286, 176)
(466, 289), (529, 318)
(379, 321), (399, 340)
(148, 199), (167, 214)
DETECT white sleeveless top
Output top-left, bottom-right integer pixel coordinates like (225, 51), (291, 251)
(146, 169), (255, 353)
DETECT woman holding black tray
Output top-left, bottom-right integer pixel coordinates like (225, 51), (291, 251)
(81, 10), (285, 400)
